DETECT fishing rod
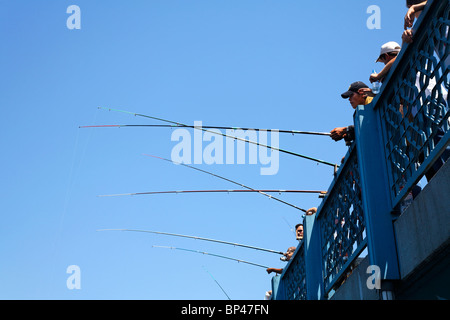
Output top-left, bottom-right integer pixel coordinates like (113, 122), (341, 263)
(152, 245), (270, 269)
(97, 107), (337, 168)
(79, 124), (331, 136)
(202, 266), (231, 300)
(144, 154), (308, 213)
(97, 228), (285, 255)
(97, 189), (327, 197)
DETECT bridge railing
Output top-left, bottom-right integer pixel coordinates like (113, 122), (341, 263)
(273, 144), (367, 300)
(317, 145), (367, 295)
(271, 0), (450, 300)
(272, 241), (307, 300)
(375, 0), (450, 210)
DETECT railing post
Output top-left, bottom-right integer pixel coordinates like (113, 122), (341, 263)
(270, 274), (284, 300)
(354, 103), (400, 281)
(304, 213), (324, 300)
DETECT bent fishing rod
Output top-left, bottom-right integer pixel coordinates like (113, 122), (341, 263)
(80, 124), (331, 136)
(152, 245), (270, 269)
(144, 154), (308, 213)
(97, 189), (327, 197)
(96, 107), (337, 168)
(97, 228), (284, 255)
(202, 266), (231, 300)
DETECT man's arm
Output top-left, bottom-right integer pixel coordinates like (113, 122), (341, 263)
(404, 1), (427, 29)
(330, 127), (347, 141)
(403, 1), (428, 44)
(266, 268), (283, 274)
(344, 125), (355, 143)
(330, 126), (354, 142)
(370, 57), (397, 83)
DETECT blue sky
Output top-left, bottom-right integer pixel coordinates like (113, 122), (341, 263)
(1, 0), (407, 300)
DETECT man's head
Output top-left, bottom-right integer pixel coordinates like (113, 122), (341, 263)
(376, 41), (401, 64)
(295, 223), (303, 240)
(341, 81), (369, 108)
(285, 246), (296, 260)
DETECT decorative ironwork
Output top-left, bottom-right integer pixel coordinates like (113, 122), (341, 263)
(318, 146), (366, 293)
(378, 0), (450, 207)
(271, 0), (450, 300)
(281, 243), (307, 300)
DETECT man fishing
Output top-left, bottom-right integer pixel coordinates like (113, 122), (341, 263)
(266, 246), (296, 274)
(94, 107), (338, 168)
(330, 81), (374, 145)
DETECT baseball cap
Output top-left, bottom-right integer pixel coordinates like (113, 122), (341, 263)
(376, 41), (401, 62)
(341, 81), (369, 99)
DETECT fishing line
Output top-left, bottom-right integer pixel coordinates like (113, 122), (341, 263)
(97, 189), (326, 197)
(96, 107), (337, 167)
(202, 266), (232, 300)
(152, 245), (270, 269)
(144, 154), (308, 213)
(97, 228), (284, 255)
(79, 124), (331, 136)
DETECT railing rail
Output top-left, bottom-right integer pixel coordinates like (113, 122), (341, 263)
(375, 0), (450, 209)
(279, 242), (307, 300)
(317, 144), (367, 294)
(271, 0), (450, 300)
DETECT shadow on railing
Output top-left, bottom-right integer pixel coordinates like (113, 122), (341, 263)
(375, 0), (450, 210)
(273, 144), (367, 300)
(317, 145), (367, 296)
(271, 0), (449, 300)
(272, 242), (306, 300)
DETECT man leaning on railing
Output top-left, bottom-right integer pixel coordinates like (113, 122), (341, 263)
(330, 81), (374, 146)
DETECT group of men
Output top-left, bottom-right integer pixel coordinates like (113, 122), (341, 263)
(265, 222), (306, 275)
(330, 0), (430, 145)
(266, 1), (437, 276)
(265, 40), (403, 275)
(330, 40), (401, 146)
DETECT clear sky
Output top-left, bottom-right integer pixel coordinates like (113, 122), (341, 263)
(1, 0), (407, 300)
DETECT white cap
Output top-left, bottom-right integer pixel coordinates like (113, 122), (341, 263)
(376, 41), (401, 62)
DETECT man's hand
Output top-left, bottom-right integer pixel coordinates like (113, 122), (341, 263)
(404, 1), (427, 29)
(266, 268), (282, 274)
(404, 6), (416, 29)
(402, 29), (414, 44)
(358, 87), (374, 97)
(369, 73), (379, 83)
(330, 127), (347, 141)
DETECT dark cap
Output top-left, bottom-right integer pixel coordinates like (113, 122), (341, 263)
(341, 81), (369, 99)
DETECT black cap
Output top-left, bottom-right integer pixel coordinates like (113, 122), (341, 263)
(341, 81), (369, 98)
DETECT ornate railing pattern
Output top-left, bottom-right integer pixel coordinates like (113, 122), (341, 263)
(271, 0), (450, 300)
(318, 145), (367, 293)
(377, 0), (450, 207)
(279, 242), (306, 300)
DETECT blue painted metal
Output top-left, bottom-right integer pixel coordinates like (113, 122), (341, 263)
(316, 145), (367, 294)
(270, 274), (282, 300)
(279, 242), (307, 300)
(271, 0), (450, 299)
(375, 0), (450, 209)
(304, 213), (324, 300)
(354, 103), (400, 281)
